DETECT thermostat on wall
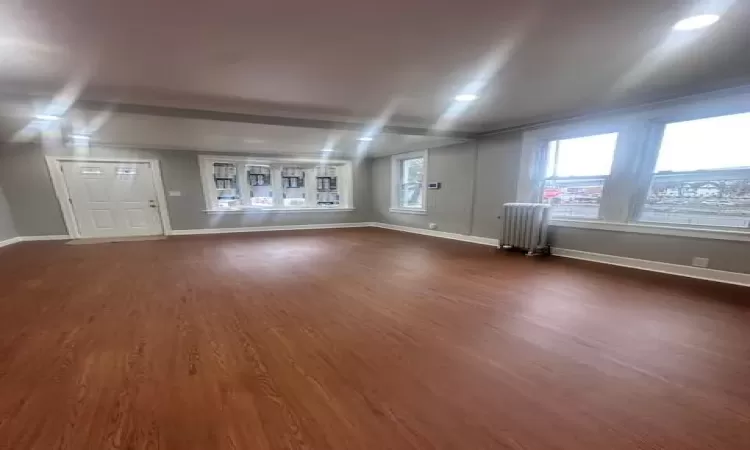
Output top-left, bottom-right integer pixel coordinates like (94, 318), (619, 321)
(427, 182), (441, 189)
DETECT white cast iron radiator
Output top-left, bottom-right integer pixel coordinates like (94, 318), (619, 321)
(500, 203), (550, 255)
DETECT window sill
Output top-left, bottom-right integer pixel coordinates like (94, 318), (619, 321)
(549, 219), (750, 242)
(205, 207), (355, 214)
(389, 207), (427, 215)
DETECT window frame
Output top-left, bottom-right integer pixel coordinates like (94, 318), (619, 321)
(631, 114), (750, 230)
(199, 155), (354, 213)
(516, 87), (750, 240)
(541, 132), (620, 221)
(390, 150), (428, 214)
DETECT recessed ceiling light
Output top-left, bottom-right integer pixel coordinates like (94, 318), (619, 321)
(357, 137), (373, 142)
(673, 14), (720, 31)
(70, 134), (90, 140)
(35, 114), (60, 121)
(321, 148), (334, 152)
(454, 94), (479, 102)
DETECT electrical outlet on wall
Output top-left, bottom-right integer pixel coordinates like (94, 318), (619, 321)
(428, 223), (438, 230)
(692, 257), (710, 268)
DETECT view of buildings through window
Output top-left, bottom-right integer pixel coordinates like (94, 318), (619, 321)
(542, 133), (618, 219)
(541, 113), (750, 228)
(247, 165), (273, 207)
(204, 157), (350, 210)
(640, 113), (750, 228)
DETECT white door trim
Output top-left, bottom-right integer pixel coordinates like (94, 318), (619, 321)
(45, 156), (173, 239)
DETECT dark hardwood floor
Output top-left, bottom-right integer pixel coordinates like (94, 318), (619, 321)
(1, 228), (749, 449)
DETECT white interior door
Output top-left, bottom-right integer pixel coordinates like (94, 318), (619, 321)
(61, 161), (164, 238)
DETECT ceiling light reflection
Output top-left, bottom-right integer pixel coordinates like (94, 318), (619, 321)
(454, 94), (479, 102)
(673, 14), (720, 31)
(34, 114), (60, 121)
(609, 0), (734, 98)
(431, 16), (531, 131)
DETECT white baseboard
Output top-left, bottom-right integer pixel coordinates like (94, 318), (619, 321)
(368, 223), (750, 287)
(0, 235), (70, 249)
(371, 222), (499, 247)
(171, 222), (375, 236)
(0, 236), (22, 248)
(551, 247), (750, 287)
(20, 235), (71, 242)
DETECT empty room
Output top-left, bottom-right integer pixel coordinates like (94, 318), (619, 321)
(1, 1), (750, 448)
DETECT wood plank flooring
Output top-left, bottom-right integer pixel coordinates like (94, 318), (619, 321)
(1, 228), (749, 449)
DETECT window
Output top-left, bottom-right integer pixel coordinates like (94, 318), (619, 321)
(400, 158), (424, 208)
(391, 150), (427, 213)
(518, 93), (750, 239)
(200, 156), (353, 212)
(211, 162), (241, 209)
(315, 165), (341, 207)
(541, 133), (618, 219)
(247, 165), (273, 207)
(638, 113), (750, 228)
(281, 165), (306, 207)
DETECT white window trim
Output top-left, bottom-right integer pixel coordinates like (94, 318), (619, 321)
(517, 86), (750, 241)
(550, 219), (750, 242)
(205, 207), (355, 214)
(390, 149), (428, 214)
(518, 122), (623, 203)
(198, 155), (354, 212)
(388, 207), (428, 215)
(533, 129), (625, 222)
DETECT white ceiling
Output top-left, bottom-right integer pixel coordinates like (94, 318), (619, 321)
(0, 104), (466, 157)
(81, 113), (467, 157)
(1, 0), (749, 133)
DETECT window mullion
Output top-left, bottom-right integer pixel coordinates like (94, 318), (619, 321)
(203, 159), (219, 210)
(271, 165), (283, 208)
(239, 162), (251, 207)
(397, 160), (403, 208)
(597, 123), (649, 222)
(340, 163), (352, 208)
(552, 139), (560, 178)
(530, 140), (550, 203)
(627, 121), (665, 222)
(305, 168), (316, 208)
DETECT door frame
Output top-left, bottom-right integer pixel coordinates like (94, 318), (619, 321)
(45, 156), (173, 239)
